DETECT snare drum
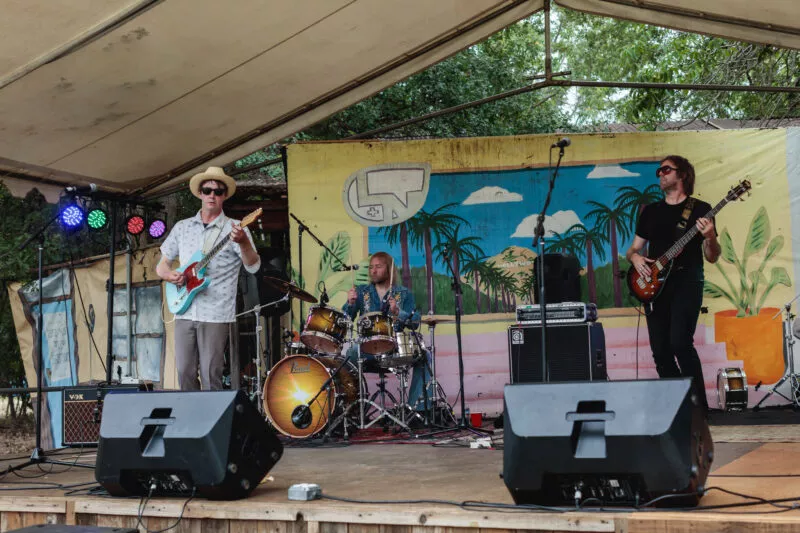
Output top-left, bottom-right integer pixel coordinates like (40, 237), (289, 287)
(358, 312), (396, 355)
(717, 367), (748, 411)
(375, 331), (425, 369)
(284, 342), (311, 357)
(300, 306), (349, 354)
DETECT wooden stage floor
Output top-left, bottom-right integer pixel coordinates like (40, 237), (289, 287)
(2, 433), (800, 533)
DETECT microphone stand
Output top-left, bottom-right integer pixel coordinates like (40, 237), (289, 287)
(7, 211), (94, 471)
(289, 213), (354, 322)
(532, 143), (567, 383)
(442, 249), (491, 436)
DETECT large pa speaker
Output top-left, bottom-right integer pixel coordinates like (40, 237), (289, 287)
(239, 247), (290, 317)
(95, 390), (283, 500)
(533, 253), (581, 303)
(508, 323), (606, 383)
(503, 378), (713, 507)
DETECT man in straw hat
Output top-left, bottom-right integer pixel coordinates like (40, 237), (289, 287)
(156, 166), (260, 391)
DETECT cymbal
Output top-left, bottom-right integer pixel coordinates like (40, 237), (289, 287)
(420, 315), (454, 326)
(262, 276), (317, 303)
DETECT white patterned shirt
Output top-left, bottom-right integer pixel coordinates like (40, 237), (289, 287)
(160, 210), (260, 323)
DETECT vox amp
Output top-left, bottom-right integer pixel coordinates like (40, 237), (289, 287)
(62, 383), (151, 447)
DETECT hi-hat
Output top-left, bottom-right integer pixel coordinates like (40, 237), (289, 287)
(420, 315), (454, 326)
(263, 276), (317, 303)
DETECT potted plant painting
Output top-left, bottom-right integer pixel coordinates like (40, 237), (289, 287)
(704, 206), (791, 385)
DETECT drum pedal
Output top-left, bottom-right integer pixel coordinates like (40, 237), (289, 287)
(288, 483), (322, 501)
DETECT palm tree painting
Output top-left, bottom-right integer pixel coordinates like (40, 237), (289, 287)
(366, 160), (669, 311)
(585, 201), (631, 307)
(565, 223), (608, 304)
(406, 203), (467, 313)
(433, 225), (484, 313)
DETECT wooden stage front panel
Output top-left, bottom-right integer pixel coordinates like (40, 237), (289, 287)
(2, 442), (800, 532)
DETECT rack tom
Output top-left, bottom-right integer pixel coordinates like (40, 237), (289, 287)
(300, 306), (349, 354)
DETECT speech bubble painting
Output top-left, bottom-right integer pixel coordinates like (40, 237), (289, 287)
(342, 163), (431, 227)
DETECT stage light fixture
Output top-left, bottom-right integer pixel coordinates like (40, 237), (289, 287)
(59, 204), (85, 229)
(148, 218), (167, 239)
(87, 208), (108, 230)
(126, 214), (145, 236)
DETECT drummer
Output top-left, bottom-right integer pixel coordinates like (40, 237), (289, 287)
(343, 252), (432, 417)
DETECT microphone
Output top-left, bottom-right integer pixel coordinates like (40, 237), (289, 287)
(318, 281), (329, 306)
(291, 405), (312, 429)
(551, 137), (571, 149)
(64, 184), (98, 195)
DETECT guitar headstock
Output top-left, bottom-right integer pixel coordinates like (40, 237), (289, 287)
(240, 208), (263, 228)
(727, 180), (751, 202)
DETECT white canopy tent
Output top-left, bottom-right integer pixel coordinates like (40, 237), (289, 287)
(0, 0), (798, 197)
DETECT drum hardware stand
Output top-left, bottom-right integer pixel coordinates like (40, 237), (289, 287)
(424, 317), (454, 427)
(325, 340), (410, 439)
(236, 293), (291, 414)
(753, 294), (800, 410)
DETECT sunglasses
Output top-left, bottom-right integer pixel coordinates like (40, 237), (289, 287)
(200, 187), (226, 197)
(656, 165), (678, 177)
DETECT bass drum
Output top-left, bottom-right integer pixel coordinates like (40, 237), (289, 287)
(263, 355), (361, 438)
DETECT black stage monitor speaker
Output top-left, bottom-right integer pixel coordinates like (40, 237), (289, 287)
(503, 378), (713, 507)
(95, 390), (283, 500)
(533, 253), (581, 303)
(508, 323), (606, 383)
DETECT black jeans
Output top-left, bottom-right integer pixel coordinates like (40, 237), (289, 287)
(645, 268), (708, 410)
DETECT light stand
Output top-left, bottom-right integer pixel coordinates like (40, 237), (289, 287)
(752, 294), (800, 410)
(532, 140), (568, 381)
(8, 211), (93, 470)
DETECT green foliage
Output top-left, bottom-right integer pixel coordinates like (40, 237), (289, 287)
(704, 206), (791, 316)
(552, 6), (800, 128)
(408, 267), (487, 315)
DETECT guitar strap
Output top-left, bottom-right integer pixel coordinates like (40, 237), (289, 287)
(202, 215), (227, 255)
(674, 197), (696, 240)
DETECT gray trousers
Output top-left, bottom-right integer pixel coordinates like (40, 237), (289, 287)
(175, 320), (230, 391)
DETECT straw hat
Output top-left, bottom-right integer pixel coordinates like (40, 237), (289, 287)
(188, 166), (237, 199)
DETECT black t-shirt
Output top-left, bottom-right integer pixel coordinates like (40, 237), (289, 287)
(635, 197), (714, 272)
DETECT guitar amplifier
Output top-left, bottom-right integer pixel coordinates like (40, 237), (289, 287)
(508, 322), (607, 383)
(62, 383), (151, 447)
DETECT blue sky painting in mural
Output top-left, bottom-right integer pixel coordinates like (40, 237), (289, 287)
(368, 160), (662, 277)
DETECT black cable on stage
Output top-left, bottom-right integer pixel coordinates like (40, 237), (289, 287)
(136, 485), (195, 533)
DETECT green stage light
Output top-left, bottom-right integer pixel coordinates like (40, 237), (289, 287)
(87, 208), (108, 230)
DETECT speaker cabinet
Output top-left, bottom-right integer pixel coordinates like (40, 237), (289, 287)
(503, 378), (713, 507)
(533, 253), (581, 303)
(62, 384), (152, 447)
(508, 323), (606, 383)
(95, 390), (283, 500)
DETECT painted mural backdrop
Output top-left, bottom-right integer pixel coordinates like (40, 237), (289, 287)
(287, 129), (798, 414)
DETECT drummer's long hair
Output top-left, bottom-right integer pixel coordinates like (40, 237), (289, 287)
(370, 251), (401, 287)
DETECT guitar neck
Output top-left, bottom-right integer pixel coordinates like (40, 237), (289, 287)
(659, 198), (728, 263)
(198, 234), (232, 270)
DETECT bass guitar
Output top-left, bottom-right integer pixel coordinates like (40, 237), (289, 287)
(627, 180), (751, 304)
(166, 208), (262, 315)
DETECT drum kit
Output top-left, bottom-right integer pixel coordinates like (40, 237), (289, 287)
(258, 276), (453, 439)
